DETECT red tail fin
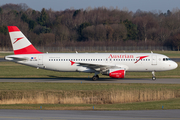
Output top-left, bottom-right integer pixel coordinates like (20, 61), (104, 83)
(8, 26), (42, 55)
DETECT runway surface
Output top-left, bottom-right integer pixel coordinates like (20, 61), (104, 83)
(0, 109), (179, 120)
(0, 78), (180, 84)
(0, 58), (5, 62)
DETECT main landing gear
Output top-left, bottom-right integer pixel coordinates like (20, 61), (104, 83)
(92, 72), (100, 81)
(92, 75), (99, 81)
(152, 71), (156, 80)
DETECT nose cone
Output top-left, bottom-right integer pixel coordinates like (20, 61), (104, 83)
(172, 61), (178, 69)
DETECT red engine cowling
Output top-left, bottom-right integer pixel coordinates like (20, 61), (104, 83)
(109, 69), (126, 78)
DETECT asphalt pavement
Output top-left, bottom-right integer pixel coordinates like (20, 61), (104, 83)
(0, 78), (179, 84)
(0, 109), (179, 120)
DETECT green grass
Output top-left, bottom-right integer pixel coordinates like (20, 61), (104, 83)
(0, 82), (180, 91)
(0, 53), (13, 58)
(0, 98), (179, 110)
(95, 98), (180, 110)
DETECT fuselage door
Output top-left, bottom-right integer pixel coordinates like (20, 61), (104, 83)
(151, 55), (157, 65)
(38, 55), (43, 66)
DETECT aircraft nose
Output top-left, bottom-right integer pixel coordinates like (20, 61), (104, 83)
(172, 61), (178, 69)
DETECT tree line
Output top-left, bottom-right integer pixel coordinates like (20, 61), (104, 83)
(0, 3), (180, 50)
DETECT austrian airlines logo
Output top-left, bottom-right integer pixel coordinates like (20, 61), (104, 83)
(135, 56), (149, 63)
(13, 37), (24, 44)
(70, 60), (75, 65)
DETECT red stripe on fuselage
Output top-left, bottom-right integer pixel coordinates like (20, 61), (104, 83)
(8, 26), (20, 32)
(14, 44), (42, 55)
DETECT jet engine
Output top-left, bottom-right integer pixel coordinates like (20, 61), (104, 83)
(101, 68), (126, 78)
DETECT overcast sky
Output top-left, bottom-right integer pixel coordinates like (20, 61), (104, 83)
(0, 0), (180, 13)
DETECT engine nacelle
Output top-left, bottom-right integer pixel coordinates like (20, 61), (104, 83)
(109, 69), (125, 78)
(102, 68), (125, 78)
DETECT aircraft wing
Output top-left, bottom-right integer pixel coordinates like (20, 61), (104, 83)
(70, 61), (128, 71)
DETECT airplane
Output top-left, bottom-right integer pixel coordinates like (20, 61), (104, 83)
(5, 26), (178, 80)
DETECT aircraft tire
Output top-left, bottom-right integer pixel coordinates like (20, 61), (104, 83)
(152, 77), (156, 80)
(92, 76), (99, 81)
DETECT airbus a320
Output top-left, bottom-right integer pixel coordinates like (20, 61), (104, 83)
(5, 26), (178, 80)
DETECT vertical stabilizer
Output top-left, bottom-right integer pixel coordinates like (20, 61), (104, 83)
(8, 26), (42, 55)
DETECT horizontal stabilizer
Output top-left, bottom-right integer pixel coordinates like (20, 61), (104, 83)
(5, 55), (27, 61)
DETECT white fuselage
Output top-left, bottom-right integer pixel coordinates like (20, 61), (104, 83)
(5, 53), (178, 73)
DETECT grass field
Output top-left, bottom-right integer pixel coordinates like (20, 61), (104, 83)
(0, 83), (179, 110)
(0, 98), (180, 110)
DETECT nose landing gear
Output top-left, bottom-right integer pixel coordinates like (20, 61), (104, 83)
(152, 71), (156, 80)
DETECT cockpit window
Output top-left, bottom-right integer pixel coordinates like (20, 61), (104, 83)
(163, 58), (171, 61)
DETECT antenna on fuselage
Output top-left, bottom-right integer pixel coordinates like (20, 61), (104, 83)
(76, 51), (78, 54)
(151, 51), (153, 54)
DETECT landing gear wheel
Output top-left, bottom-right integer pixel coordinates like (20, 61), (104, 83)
(152, 71), (156, 80)
(152, 77), (156, 80)
(92, 75), (99, 81)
